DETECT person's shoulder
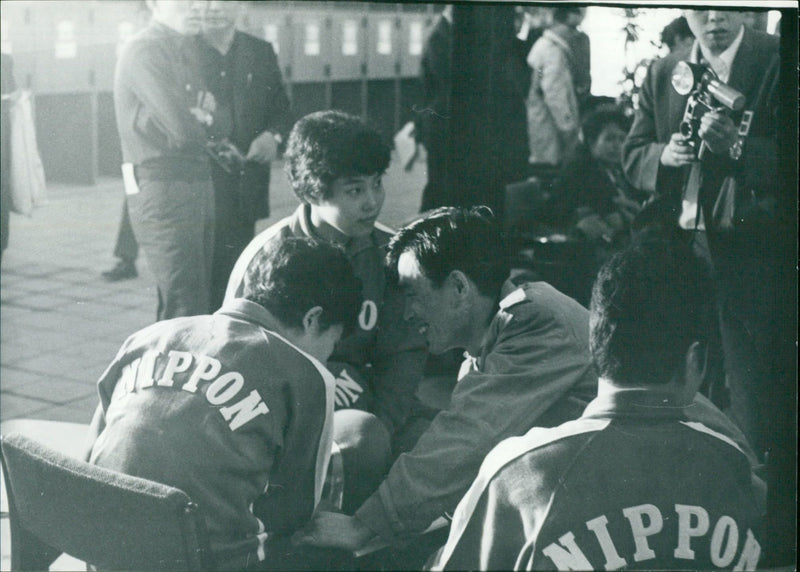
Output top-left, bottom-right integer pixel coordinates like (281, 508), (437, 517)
(650, 48), (687, 76)
(501, 281), (587, 318)
(479, 417), (608, 485)
(235, 30), (278, 54)
(746, 27), (779, 47)
(372, 221), (397, 246)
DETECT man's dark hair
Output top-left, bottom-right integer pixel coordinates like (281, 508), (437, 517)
(284, 110), (391, 203)
(552, 6), (584, 25)
(243, 237), (362, 335)
(661, 16), (694, 51)
(589, 234), (713, 386)
(581, 106), (632, 147)
(387, 206), (509, 299)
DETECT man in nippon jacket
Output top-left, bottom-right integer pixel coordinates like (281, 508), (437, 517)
(85, 237), (362, 570)
(431, 235), (765, 571)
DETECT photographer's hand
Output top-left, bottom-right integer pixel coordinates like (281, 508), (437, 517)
(698, 111), (738, 155)
(660, 133), (695, 167)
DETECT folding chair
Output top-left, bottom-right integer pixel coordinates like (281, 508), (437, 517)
(0, 432), (215, 571)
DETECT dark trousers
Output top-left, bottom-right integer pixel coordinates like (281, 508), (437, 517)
(113, 198), (138, 263)
(209, 165), (258, 311)
(691, 231), (779, 460)
(127, 175), (215, 321)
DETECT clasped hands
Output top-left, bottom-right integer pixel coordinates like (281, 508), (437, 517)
(660, 111), (739, 167)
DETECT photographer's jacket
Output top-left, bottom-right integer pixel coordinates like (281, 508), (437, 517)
(621, 26), (780, 224)
(430, 387), (764, 571)
(87, 299), (335, 571)
(225, 204), (427, 436)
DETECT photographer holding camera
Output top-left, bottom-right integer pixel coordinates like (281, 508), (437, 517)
(623, 10), (796, 566)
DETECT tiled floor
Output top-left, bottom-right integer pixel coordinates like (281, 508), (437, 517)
(0, 156), (426, 425)
(0, 155), (427, 570)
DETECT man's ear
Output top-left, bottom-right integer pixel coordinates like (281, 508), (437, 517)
(302, 306), (324, 335)
(446, 270), (472, 298)
(682, 340), (707, 399)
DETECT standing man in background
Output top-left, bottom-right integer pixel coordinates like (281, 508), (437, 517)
(195, 0), (293, 310)
(114, 0), (216, 320)
(526, 6), (588, 167)
(416, 4), (452, 213)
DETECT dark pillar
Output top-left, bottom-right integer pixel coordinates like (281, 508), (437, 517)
(447, 4), (529, 223)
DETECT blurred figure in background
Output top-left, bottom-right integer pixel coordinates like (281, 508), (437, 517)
(560, 106), (646, 255)
(661, 16), (695, 54)
(526, 6), (589, 167)
(1, 53), (17, 266)
(101, 200), (139, 281)
(114, 0), (216, 320)
(195, 0), (293, 310)
(416, 5), (452, 213)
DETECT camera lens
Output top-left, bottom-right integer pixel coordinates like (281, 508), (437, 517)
(679, 121), (694, 138)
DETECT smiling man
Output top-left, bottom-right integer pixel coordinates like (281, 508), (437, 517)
(294, 206), (597, 556)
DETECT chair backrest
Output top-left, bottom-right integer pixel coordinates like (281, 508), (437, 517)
(0, 432), (215, 571)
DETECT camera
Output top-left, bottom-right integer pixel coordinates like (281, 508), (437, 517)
(670, 61), (745, 159)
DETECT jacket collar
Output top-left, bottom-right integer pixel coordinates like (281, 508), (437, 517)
(215, 298), (285, 334)
(293, 203), (381, 257)
(582, 381), (688, 421)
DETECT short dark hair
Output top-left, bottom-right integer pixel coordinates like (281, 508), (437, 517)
(387, 206), (509, 299)
(243, 237), (362, 335)
(284, 110), (391, 203)
(552, 6), (583, 24)
(661, 16), (694, 50)
(589, 234), (713, 386)
(581, 106), (631, 147)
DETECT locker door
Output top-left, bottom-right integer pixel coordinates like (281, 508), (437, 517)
(365, 14), (398, 80)
(290, 11), (330, 82)
(398, 15), (425, 78)
(35, 3), (90, 93)
(329, 11), (364, 81)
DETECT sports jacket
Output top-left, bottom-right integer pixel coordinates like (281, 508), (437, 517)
(87, 298), (335, 571)
(431, 386), (764, 571)
(225, 204), (427, 436)
(356, 281), (599, 543)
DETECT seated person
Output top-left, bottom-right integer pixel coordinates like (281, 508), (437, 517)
(224, 110), (429, 511)
(295, 209), (764, 561)
(85, 237), (362, 570)
(296, 206), (599, 555)
(560, 106), (647, 247)
(429, 235), (765, 571)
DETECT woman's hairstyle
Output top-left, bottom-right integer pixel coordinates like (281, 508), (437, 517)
(284, 110), (391, 203)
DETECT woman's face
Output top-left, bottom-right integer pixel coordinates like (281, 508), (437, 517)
(590, 124), (627, 165)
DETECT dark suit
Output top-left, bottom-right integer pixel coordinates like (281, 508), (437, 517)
(197, 31), (292, 310)
(622, 27), (781, 461)
(416, 15), (452, 212)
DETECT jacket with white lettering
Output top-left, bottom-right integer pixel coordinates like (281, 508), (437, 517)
(224, 204), (427, 436)
(87, 299), (335, 571)
(431, 387), (764, 571)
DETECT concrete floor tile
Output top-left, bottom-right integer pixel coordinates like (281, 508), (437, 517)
(1, 376), (95, 404)
(0, 393), (52, 420)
